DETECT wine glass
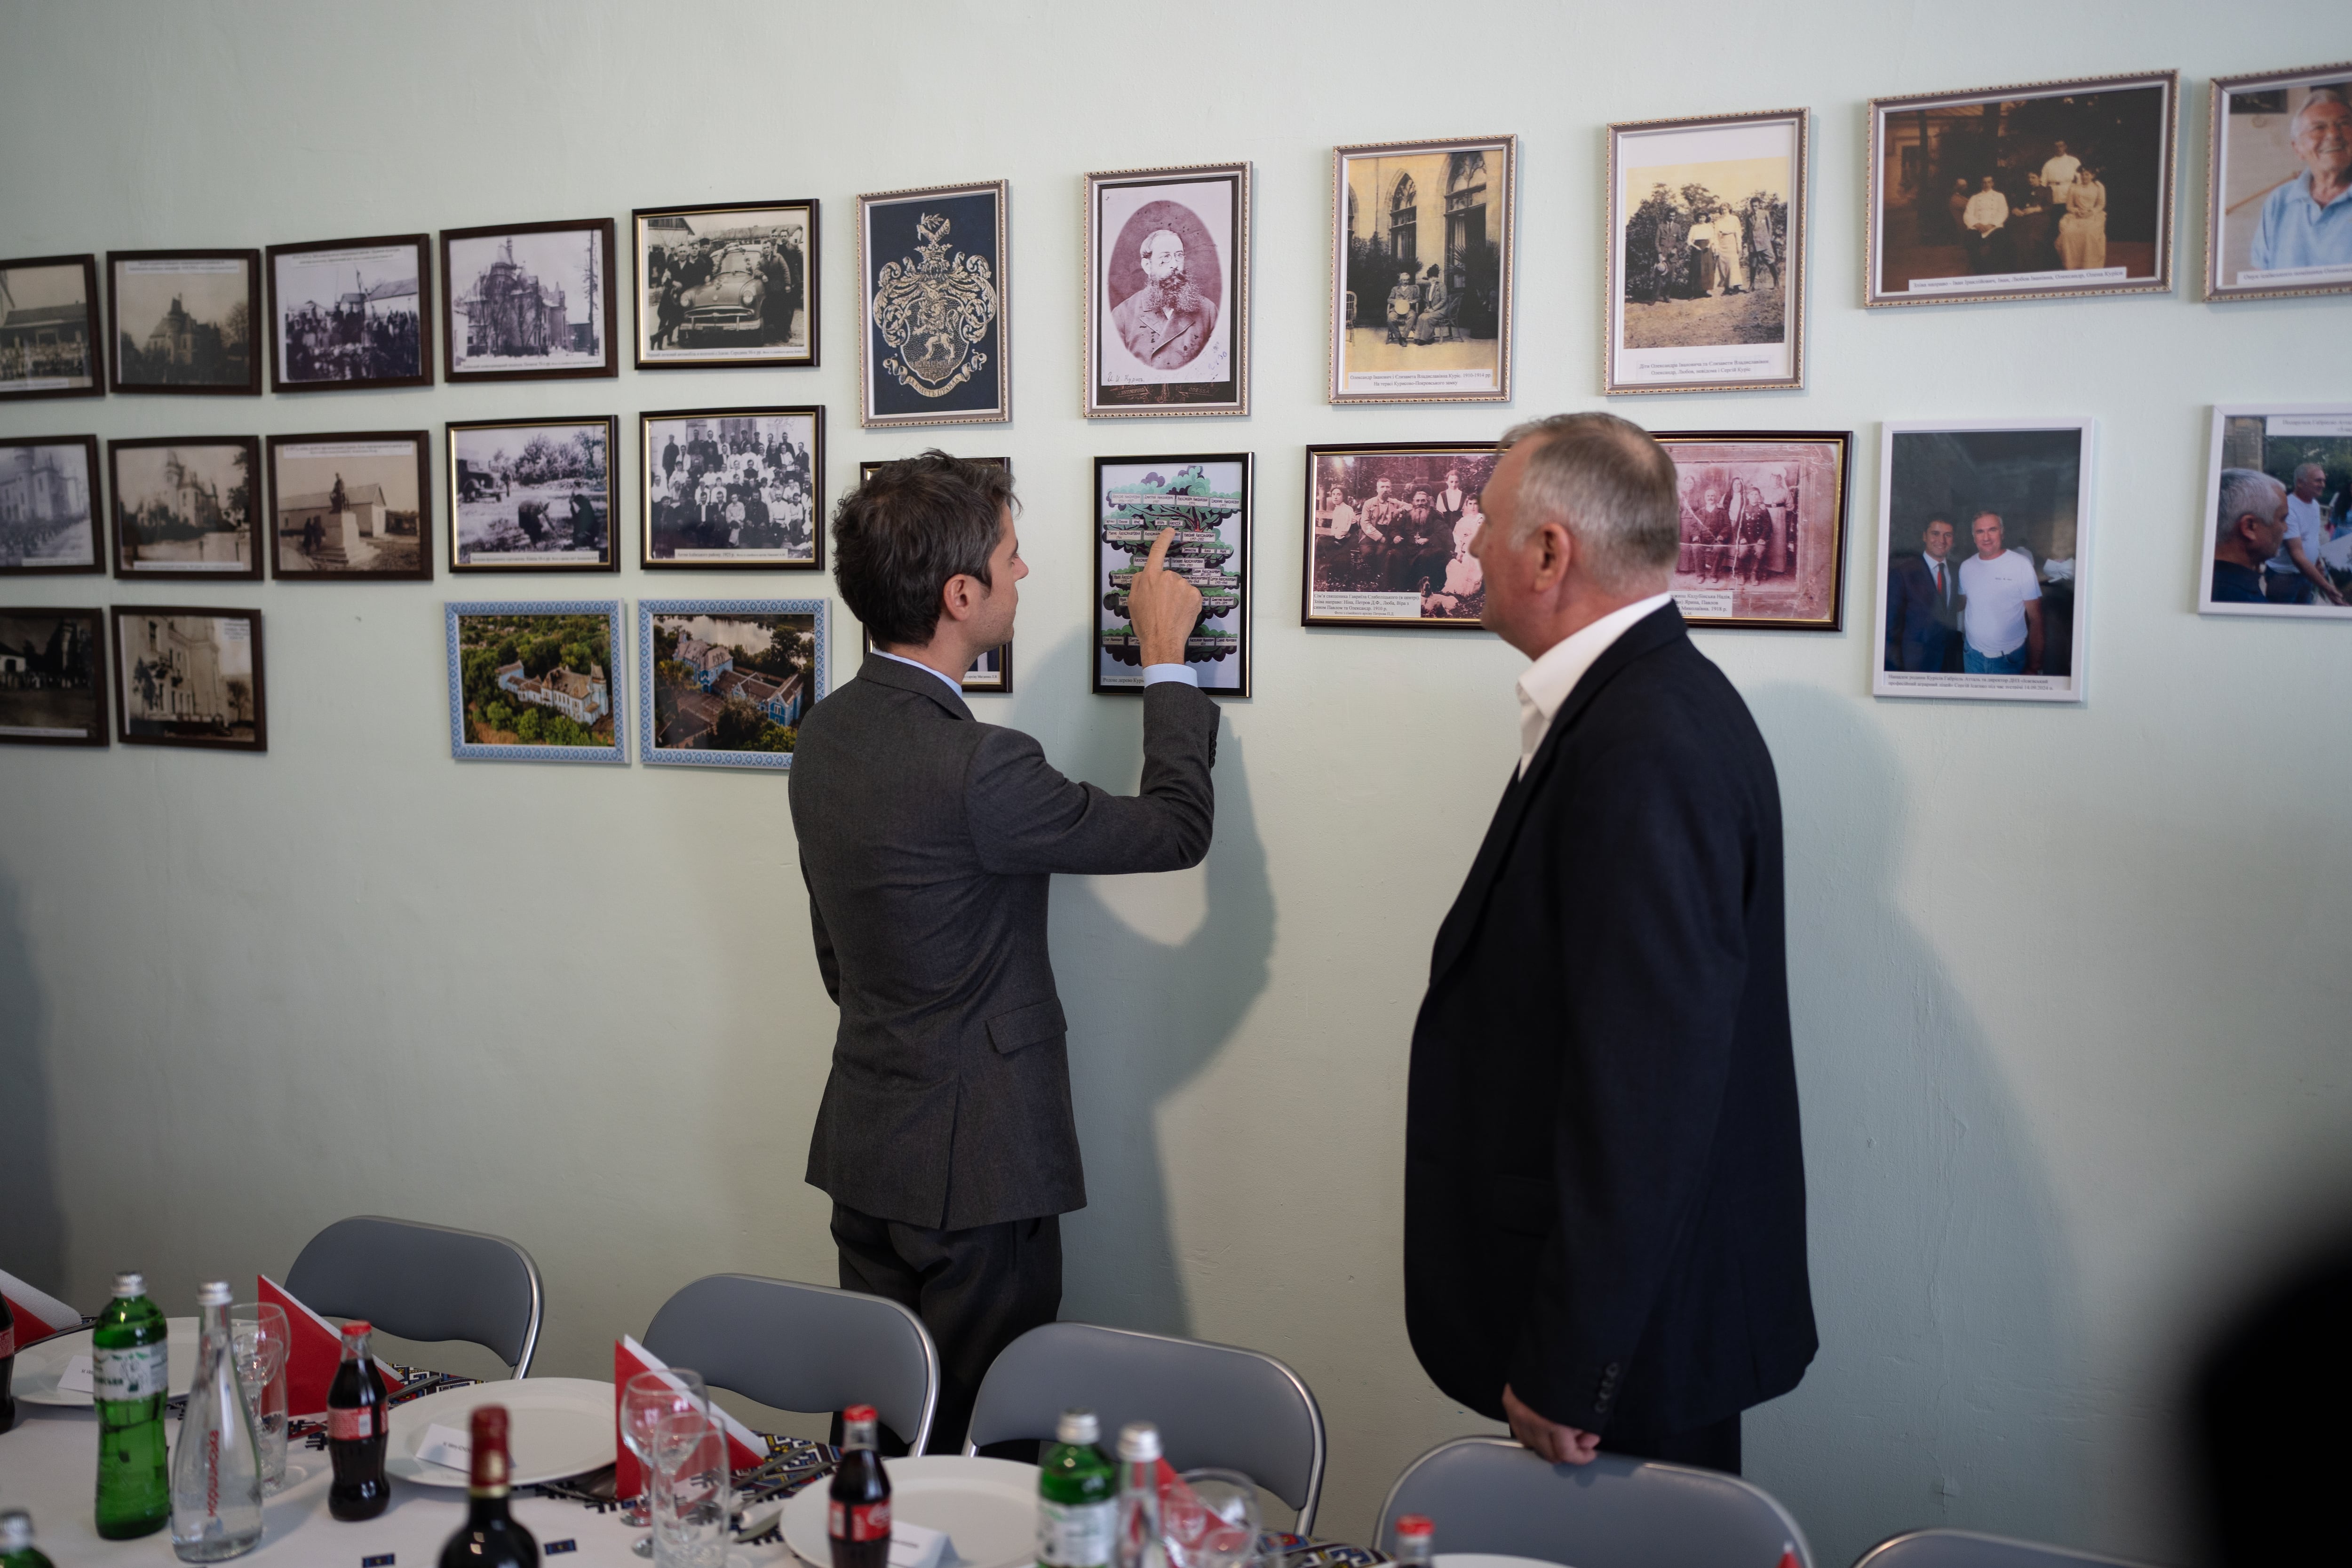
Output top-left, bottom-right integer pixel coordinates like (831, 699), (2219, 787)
(651, 1406), (731, 1568)
(623, 1369), (707, 1553)
(229, 1303), (291, 1493)
(1172, 1470), (1264, 1568)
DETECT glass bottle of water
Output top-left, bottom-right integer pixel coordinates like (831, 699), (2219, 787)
(169, 1281), (264, 1562)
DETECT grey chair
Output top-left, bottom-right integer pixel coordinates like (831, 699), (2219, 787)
(642, 1273), (939, 1455)
(285, 1214), (543, 1376)
(961, 1321), (1326, 1532)
(1852, 1530), (2160, 1568)
(1376, 1436), (1813, 1568)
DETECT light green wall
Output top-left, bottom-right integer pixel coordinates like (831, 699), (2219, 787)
(4, 3), (2348, 1563)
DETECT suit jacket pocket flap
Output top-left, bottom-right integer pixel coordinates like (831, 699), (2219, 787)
(987, 998), (1067, 1054)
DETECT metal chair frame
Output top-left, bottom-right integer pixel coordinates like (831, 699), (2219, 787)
(286, 1213), (544, 1377)
(1851, 1528), (2161, 1568)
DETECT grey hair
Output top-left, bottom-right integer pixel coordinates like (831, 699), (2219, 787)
(1496, 412), (1679, 591)
(2218, 467), (2286, 532)
(2295, 460), (2327, 484)
(2293, 87), (2350, 135)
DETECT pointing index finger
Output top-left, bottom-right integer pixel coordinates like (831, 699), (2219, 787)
(1146, 526), (1176, 572)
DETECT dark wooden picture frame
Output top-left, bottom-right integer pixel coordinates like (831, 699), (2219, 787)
(1091, 452), (1252, 697)
(265, 233), (434, 391)
(445, 416), (619, 574)
(110, 603), (266, 751)
(855, 456), (1012, 691)
(108, 435), (263, 582)
(640, 404), (824, 572)
(0, 253), (104, 401)
(106, 249), (263, 395)
(266, 430), (434, 582)
(1, 434), (104, 575)
(439, 218), (619, 383)
(633, 199), (820, 371)
(0, 605), (109, 747)
(1301, 441), (1497, 631)
(1652, 429), (1853, 633)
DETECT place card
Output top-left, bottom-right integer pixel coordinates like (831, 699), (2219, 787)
(58, 1355), (94, 1394)
(891, 1520), (952, 1568)
(415, 1422), (472, 1471)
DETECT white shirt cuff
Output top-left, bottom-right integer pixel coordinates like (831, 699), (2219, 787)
(1142, 664), (1198, 687)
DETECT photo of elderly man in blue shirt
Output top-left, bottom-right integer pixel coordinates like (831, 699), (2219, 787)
(2251, 88), (2352, 275)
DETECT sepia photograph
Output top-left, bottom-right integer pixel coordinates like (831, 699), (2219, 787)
(1330, 136), (1516, 404)
(110, 437), (261, 581)
(642, 407), (821, 569)
(639, 598), (826, 769)
(1875, 420), (2096, 702)
(635, 201), (817, 369)
(111, 605), (264, 750)
(446, 600), (624, 763)
(1303, 443), (1495, 629)
(1, 436), (102, 573)
(2205, 64), (2352, 302)
(1867, 72), (2177, 307)
(0, 606), (107, 746)
(267, 432), (430, 581)
(1656, 431), (1849, 631)
(1086, 163), (1251, 418)
(2200, 404), (2352, 619)
(1094, 454), (1251, 695)
(858, 181), (1008, 428)
(447, 417), (616, 573)
(0, 255), (102, 400)
(107, 250), (262, 393)
(441, 219), (618, 382)
(1608, 111), (1806, 394)
(267, 235), (431, 390)
(856, 456), (1010, 690)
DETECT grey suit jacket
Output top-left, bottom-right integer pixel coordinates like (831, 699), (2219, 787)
(791, 653), (1220, 1230)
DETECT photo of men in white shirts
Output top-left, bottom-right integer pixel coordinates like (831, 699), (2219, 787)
(1958, 511), (2043, 675)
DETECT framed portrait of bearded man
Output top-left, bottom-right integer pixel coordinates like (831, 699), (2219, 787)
(1084, 162), (1251, 418)
(857, 180), (1009, 428)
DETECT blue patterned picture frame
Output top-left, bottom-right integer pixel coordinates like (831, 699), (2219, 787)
(637, 597), (829, 771)
(445, 600), (627, 764)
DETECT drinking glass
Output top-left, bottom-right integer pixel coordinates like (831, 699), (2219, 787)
(228, 1304), (290, 1493)
(624, 1369), (708, 1554)
(650, 1406), (732, 1568)
(1171, 1470), (1264, 1568)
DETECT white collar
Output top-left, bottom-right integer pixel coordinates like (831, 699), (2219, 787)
(873, 648), (967, 699)
(1515, 593), (1674, 776)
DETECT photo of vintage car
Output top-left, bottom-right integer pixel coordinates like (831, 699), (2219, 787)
(634, 202), (817, 370)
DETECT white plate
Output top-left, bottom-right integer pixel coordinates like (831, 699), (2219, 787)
(1437, 1555), (1573, 1568)
(384, 1377), (616, 1488)
(10, 1317), (202, 1406)
(783, 1456), (1040, 1568)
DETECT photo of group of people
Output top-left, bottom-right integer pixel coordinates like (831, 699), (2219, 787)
(268, 239), (429, 390)
(1661, 434), (1847, 630)
(0, 258), (99, 398)
(1304, 445), (1494, 629)
(2201, 405), (2352, 619)
(642, 409), (818, 569)
(449, 418), (614, 571)
(635, 203), (813, 368)
(1331, 138), (1514, 402)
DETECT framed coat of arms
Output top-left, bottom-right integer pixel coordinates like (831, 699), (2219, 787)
(856, 180), (1009, 428)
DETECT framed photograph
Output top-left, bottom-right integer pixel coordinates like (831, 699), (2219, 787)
(640, 599), (827, 769)
(1, 436), (103, 573)
(446, 417), (616, 574)
(1086, 163), (1250, 419)
(440, 218), (618, 382)
(2199, 404), (2352, 618)
(1093, 454), (1251, 696)
(1302, 443), (1494, 629)
(446, 600), (624, 763)
(641, 406), (822, 570)
(1656, 430), (1851, 631)
(1330, 136), (1515, 404)
(857, 180), (1009, 428)
(265, 234), (432, 390)
(1874, 419), (2096, 703)
(1606, 110), (1806, 394)
(635, 201), (818, 368)
(1866, 71), (2178, 306)
(107, 250), (262, 394)
(856, 455), (1011, 691)
(0, 255), (102, 399)
(267, 432), (431, 581)
(0, 606), (107, 746)
(109, 437), (261, 581)
(111, 605), (264, 750)
(2205, 64), (2352, 302)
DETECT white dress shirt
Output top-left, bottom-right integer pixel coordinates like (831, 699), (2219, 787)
(1514, 593), (1674, 778)
(874, 646), (1196, 692)
(1964, 190), (2010, 232)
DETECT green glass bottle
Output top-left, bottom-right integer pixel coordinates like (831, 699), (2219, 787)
(1037, 1409), (1117, 1568)
(1, 1507), (59, 1568)
(93, 1271), (171, 1540)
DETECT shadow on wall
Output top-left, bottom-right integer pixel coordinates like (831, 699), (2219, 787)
(0, 871), (69, 1289)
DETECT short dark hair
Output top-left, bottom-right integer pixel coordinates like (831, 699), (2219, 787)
(831, 452), (1016, 647)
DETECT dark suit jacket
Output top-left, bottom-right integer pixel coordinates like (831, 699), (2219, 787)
(792, 654), (1219, 1230)
(1403, 605), (1815, 1439)
(1112, 288), (1216, 369)
(1887, 552), (1962, 673)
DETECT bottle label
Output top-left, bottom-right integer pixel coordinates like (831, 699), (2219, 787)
(1040, 1498), (1116, 1568)
(832, 1500), (891, 1541)
(93, 1340), (169, 1401)
(328, 1406), (375, 1441)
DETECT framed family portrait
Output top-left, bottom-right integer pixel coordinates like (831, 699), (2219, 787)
(107, 250), (262, 394)
(1606, 110), (1806, 394)
(1656, 431), (1850, 631)
(2205, 64), (2352, 302)
(446, 600), (625, 763)
(111, 605), (265, 751)
(446, 417), (617, 574)
(1866, 71), (2178, 307)
(265, 234), (432, 391)
(1329, 136), (1515, 404)
(266, 432), (431, 581)
(1874, 419), (2096, 704)
(0, 255), (102, 400)
(642, 406), (822, 570)
(2199, 404), (2352, 618)
(635, 200), (818, 369)
(0, 606), (107, 747)
(858, 180), (1009, 428)
(858, 456), (1012, 691)
(1085, 162), (1250, 419)
(109, 436), (261, 581)
(441, 218), (618, 382)
(1, 436), (103, 574)
(1093, 454), (1251, 696)
(639, 598), (828, 769)
(1303, 443), (1493, 629)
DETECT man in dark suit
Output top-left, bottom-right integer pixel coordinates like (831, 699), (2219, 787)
(791, 452), (1214, 1452)
(1404, 411), (1816, 1475)
(1886, 515), (1964, 672)
(1111, 229), (1217, 369)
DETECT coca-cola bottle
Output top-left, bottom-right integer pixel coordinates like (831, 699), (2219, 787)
(1390, 1514), (1434, 1568)
(326, 1321), (389, 1521)
(437, 1405), (538, 1567)
(828, 1403), (892, 1568)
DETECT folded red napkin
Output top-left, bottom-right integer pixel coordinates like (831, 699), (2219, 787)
(0, 1267), (81, 1350)
(258, 1274), (403, 1416)
(614, 1333), (766, 1498)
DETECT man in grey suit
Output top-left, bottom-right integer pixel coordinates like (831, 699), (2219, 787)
(791, 451), (1216, 1451)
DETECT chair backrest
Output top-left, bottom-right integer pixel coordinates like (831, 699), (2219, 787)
(1851, 1530), (2160, 1568)
(285, 1214), (543, 1376)
(642, 1273), (938, 1456)
(1376, 1436), (1813, 1568)
(962, 1321), (1326, 1532)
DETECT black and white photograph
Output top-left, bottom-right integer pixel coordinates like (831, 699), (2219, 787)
(857, 457), (1011, 690)
(1086, 163), (1250, 418)
(1303, 443), (1494, 629)
(0, 606), (107, 747)
(1330, 137), (1515, 404)
(2200, 404), (2352, 618)
(447, 417), (616, 573)
(267, 432), (431, 581)
(641, 407), (821, 570)
(1875, 419), (2095, 703)
(2205, 64), (2352, 302)
(107, 250), (262, 394)
(635, 201), (817, 369)
(110, 437), (261, 581)
(1094, 454), (1251, 695)
(1657, 431), (1850, 631)
(441, 219), (618, 382)
(0, 255), (102, 400)
(1, 436), (102, 574)
(111, 604), (265, 751)
(266, 235), (432, 390)
(858, 181), (1009, 428)
(639, 599), (826, 769)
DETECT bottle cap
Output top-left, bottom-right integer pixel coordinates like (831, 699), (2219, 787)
(1395, 1515), (1434, 1540)
(1057, 1409), (1101, 1446)
(198, 1280), (233, 1307)
(469, 1405), (512, 1492)
(340, 1320), (373, 1336)
(0, 1510), (32, 1552)
(844, 1403), (877, 1424)
(113, 1271), (146, 1297)
(1116, 1421), (1161, 1462)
